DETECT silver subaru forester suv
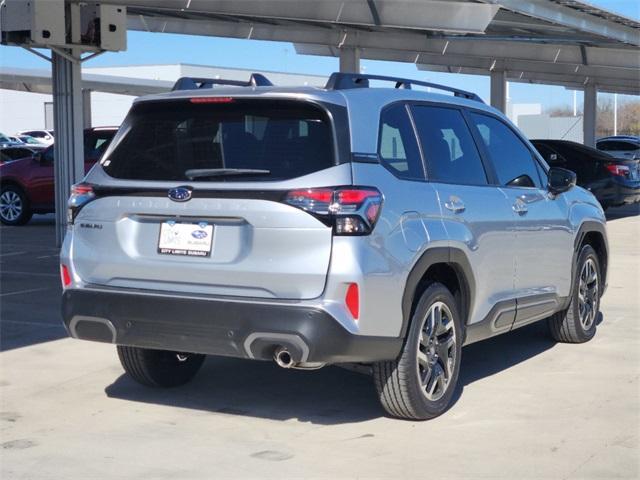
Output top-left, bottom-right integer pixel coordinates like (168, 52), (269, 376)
(61, 72), (608, 420)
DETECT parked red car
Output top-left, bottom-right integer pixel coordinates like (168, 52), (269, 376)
(0, 127), (118, 225)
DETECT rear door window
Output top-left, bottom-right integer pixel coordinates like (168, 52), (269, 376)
(102, 100), (335, 182)
(469, 112), (542, 189)
(410, 105), (488, 185)
(378, 104), (424, 180)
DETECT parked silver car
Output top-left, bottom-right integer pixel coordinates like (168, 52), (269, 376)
(60, 73), (608, 420)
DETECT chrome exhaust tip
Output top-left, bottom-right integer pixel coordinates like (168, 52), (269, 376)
(274, 346), (295, 369)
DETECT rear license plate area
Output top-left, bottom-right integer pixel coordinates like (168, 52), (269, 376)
(157, 221), (214, 257)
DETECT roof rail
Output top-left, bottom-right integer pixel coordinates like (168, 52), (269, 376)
(172, 73), (273, 91)
(325, 72), (483, 103)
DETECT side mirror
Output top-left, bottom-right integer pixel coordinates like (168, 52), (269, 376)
(33, 151), (43, 163)
(548, 167), (576, 195)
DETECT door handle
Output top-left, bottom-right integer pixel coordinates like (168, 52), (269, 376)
(512, 199), (528, 215)
(444, 196), (465, 213)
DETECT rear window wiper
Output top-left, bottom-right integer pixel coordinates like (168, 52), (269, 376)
(185, 168), (271, 180)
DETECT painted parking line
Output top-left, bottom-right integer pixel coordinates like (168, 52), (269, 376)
(0, 251), (27, 257)
(0, 287), (52, 297)
(0, 270), (59, 277)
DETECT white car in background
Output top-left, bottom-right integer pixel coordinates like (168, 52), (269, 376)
(596, 136), (640, 160)
(15, 130), (54, 145)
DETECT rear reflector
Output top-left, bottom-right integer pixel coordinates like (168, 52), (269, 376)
(189, 97), (234, 104)
(345, 283), (359, 320)
(605, 164), (630, 176)
(60, 264), (72, 288)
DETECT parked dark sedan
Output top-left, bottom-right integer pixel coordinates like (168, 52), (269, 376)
(532, 139), (640, 210)
(0, 127), (117, 225)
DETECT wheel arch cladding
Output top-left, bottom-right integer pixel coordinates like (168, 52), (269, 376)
(401, 247), (475, 339)
(574, 221), (608, 290)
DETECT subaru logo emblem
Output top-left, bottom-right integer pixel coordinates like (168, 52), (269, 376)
(191, 230), (208, 239)
(168, 186), (192, 202)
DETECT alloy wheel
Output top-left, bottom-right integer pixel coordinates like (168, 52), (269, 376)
(578, 258), (599, 330)
(0, 190), (23, 222)
(417, 301), (457, 401)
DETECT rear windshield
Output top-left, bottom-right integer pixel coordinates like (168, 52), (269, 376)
(102, 99), (335, 181)
(597, 140), (639, 151)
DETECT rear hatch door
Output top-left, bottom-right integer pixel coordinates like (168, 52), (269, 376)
(72, 96), (349, 299)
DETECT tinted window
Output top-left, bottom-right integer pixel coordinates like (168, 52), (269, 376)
(27, 131), (47, 139)
(411, 105), (487, 185)
(2, 148), (33, 160)
(43, 146), (54, 163)
(470, 112), (541, 188)
(85, 131), (116, 161)
(532, 142), (563, 165)
(103, 100), (335, 182)
(597, 140), (639, 151)
(378, 104), (424, 180)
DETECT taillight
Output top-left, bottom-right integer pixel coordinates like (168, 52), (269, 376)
(345, 283), (359, 320)
(67, 182), (96, 225)
(284, 187), (383, 235)
(60, 264), (72, 288)
(605, 164), (630, 177)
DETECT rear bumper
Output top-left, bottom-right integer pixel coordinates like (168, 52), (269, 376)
(598, 179), (640, 206)
(61, 288), (402, 365)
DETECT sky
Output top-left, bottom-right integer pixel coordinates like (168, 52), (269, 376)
(0, 0), (638, 110)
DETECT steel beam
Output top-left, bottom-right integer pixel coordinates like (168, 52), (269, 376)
(82, 89), (92, 128)
(490, 70), (507, 113)
(339, 47), (360, 73)
(52, 51), (84, 246)
(583, 83), (597, 147)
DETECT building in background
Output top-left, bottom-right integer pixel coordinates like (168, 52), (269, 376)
(0, 64), (327, 133)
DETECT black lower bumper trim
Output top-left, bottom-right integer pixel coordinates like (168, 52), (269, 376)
(62, 289), (402, 364)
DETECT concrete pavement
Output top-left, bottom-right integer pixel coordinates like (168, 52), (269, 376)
(1, 207), (638, 479)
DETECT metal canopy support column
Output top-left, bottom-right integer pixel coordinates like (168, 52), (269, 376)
(52, 51), (85, 246)
(339, 47), (360, 73)
(490, 69), (507, 113)
(82, 89), (92, 128)
(583, 84), (597, 147)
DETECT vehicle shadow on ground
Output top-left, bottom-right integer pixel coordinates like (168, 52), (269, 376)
(105, 321), (558, 425)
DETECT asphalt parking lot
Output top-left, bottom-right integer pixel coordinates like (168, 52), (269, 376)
(1, 205), (639, 479)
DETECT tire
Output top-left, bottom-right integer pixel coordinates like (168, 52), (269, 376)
(548, 244), (601, 343)
(117, 346), (205, 388)
(0, 184), (32, 226)
(373, 282), (462, 420)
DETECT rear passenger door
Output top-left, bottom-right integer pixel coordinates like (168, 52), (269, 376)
(467, 112), (573, 322)
(410, 104), (517, 329)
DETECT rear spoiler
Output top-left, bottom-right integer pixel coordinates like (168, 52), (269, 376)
(172, 74), (273, 91)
